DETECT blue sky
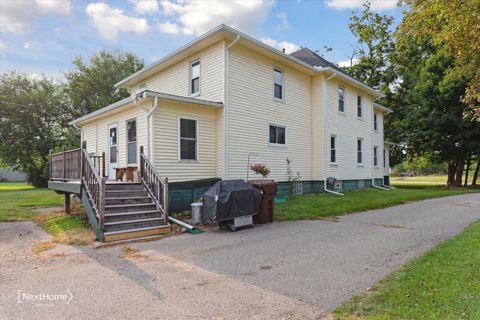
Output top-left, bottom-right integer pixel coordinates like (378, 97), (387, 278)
(0, 0), (403, 80)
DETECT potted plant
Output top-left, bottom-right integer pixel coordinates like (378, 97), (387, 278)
(250, 163), (271, 179)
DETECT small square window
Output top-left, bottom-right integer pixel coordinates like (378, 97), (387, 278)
(269, 125), (286, 144)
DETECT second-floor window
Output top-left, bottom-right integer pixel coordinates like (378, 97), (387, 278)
(274, 68), (283, 100)
(357, 138), (363, 164)
(190, 60), (200, 95)
(357, 95), (362, 118)
(338, 87), (345, 112)
(373, 146), (378, 167)
(269, 125), (286, 145)
(330, 135), (336, 163)
(374, 113), (378, 131)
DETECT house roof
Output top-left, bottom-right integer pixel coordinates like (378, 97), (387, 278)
(69, 90), (223, 126)
(114, 24), (381, 98)
(373, 102), (393, 114)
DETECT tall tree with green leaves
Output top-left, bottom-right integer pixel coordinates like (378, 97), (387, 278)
(0, 72), (74, 187)
(64, 50), (143, 115)
(400, 0), (480, 117)
(345, 1), (395, 92)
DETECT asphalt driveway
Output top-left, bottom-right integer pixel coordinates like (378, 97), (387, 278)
(1, 193), (479, 319)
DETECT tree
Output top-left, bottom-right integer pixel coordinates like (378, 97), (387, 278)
(0, 72), (75, 187)
(64, 50), (143, 115)
(345, 1), (395, 92)
(400, 0), (480, 117)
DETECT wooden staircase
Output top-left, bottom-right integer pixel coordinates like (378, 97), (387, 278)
(50, 142), (171, 242)
(102, 183), (170, 242)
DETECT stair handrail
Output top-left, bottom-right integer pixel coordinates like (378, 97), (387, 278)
(81, 142), (106, 229)
(139, 146), (169, 225)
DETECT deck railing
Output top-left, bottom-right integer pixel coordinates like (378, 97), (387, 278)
(139, 146), (169, 225)
(50, 147), (82, 181)
(81, 142), (106, 229)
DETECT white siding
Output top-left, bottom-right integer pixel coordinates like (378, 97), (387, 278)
(311, 75), (324, 180)
(373, 111), (384, 178)
(324, 79), (374, 180)
(226, 45), (312, 181)
(141, 41), (225, 103)
(152, 101), (218, 182)
(80, 104), (147, 177)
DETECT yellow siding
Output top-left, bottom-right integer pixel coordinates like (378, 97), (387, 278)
(324, 79), (375, 180)
(141, 41), (225, 103)
(373, 111), (384, 178)
(227, 45), (312, 181)
(152, 101), (218, 182)
(311, 75), (324, 180)
(80, 104), (147, 177)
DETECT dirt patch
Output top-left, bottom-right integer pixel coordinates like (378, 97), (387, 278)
(31, 241), (56, 253)
(119, 244), (148, 260)
(56, 229), (96, 245)
(32, 207), (64, 214)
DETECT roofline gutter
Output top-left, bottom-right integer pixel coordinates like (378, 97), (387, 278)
(316, 67), (382, 98)
(224, 34), (241, 180)
(322, 72), (344, 196)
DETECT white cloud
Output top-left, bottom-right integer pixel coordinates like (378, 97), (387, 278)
(158, 0), (275, 36)
(337, 57), (359, 67)
(128, 0), (159, 14)
(260, 37), (300, 54)
(0, 41), (7, 52)
(86, 2), (150, 40)
(0, 0), (71, 34)
(325, 0), (397, 10)
(23, 42), (40, 50)
(275, 12), (290, 33)
(157, 21), (181, 34)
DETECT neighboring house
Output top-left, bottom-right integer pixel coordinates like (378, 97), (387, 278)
(0, 168), (27, 182)
(70, 25), (393, 211)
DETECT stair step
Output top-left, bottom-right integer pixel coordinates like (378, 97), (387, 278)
(105, 190), (148, 197)
(103, 225), (171, 242)
(105, 203), (157, 213)
(106, 196), (152, 205)
(105, 210), (161, 217)
(106, 183), (144, 191)
(104, 217), (163, 227)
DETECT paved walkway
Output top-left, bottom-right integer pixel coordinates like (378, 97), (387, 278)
(1, 193), (479, 319)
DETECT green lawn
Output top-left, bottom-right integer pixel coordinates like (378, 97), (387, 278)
(391, 175), (448, 188)
(334, 220), (480, 320)
(275, 187), (477, 221)
(0, 182), (64, 221)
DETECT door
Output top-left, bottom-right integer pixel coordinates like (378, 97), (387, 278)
(108, 124), (118, 179)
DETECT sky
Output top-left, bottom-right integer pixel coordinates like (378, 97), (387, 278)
(0, 0), (404, 80)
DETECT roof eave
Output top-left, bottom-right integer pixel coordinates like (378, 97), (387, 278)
(316, 67), (382, 97)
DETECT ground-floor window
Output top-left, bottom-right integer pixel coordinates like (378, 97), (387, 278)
(127, 119), (136, 164)
(373, 146), (378, 167)
(357, 138), (363, 164)
(180, 118), (197, 160)
(330, 135), (337, 163)
(269, 125), (286, 145)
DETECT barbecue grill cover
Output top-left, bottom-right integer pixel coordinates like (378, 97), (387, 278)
(202, 180), (262, 222)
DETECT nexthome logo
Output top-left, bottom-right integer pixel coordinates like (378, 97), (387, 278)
(17, 289), (73, 304)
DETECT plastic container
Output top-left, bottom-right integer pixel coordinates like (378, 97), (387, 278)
(191, 202), (203, 224)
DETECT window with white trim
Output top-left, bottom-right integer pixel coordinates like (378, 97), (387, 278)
(357, 95), (362, 118)
(357, 138), (363, 164)
(373, 146), (378, 167)
(180, 118), (197, 160)
(374, 113), (378, 131)
(274, 68), (283, 100)
(330, 135), (336, 163)
(190, 60), (200, 95)
(383, 149), (386, 168)
(338, 87), (345, 112)
(127, 119), (137, 164)
(269, 125), (286, 145)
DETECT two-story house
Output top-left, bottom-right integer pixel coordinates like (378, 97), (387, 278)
(70, 24), (393, 212)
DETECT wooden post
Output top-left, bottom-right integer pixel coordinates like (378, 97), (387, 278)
(102, 152), (106, 178)
(64, 193), (71, 214)
(62, 145), (66, 182)
(81, 141), (86, 182)
(163, 177), (169, 225)
(100, 177), (106, 230)
(140, 146), (144, 179)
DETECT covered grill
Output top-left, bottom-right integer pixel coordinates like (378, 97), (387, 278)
(202, 179), (262, 224)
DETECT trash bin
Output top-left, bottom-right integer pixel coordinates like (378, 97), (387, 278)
(248, 180), (278, 224)
(191, 202), (203, 224)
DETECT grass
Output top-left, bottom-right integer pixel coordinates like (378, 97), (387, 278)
(391, 175), (448, 188)
(0, 182), (95, 245)
(334, 220), (480, 320)
(275, 187), (478, 221)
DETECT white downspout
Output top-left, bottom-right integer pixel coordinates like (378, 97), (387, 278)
(371, 100), (390, 191)
(224, 34), (241, 180)
(322, 72), (344, 196)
